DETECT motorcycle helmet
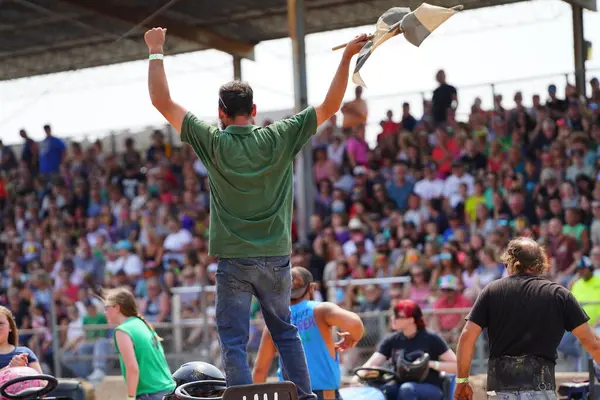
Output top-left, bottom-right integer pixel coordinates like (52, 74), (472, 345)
(394, 350), (430, 383)
(163, 362), (226, 400)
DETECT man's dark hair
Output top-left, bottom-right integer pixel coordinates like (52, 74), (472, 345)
(500, 237), (549, 275)
(218, 80), (253, 118)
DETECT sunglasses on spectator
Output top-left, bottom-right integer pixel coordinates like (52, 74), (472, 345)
(439, 253), (452, 260)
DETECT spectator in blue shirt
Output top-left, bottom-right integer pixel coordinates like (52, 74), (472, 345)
(39, 124), (66, 176)
(386, 163), (414, 211)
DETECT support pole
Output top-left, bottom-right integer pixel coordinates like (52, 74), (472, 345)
(288, 0), (314, 243)
(572, 3), (587, 97)
(233, 56), (242, 80)
(50, 298), (62, 377)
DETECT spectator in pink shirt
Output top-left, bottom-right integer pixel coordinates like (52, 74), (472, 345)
(313, 148), (335, 183)
(345, 124), (369, 167)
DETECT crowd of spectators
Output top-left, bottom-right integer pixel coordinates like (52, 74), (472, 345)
(1, 71), (600, 378)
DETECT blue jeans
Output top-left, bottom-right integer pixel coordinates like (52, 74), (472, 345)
(215, 256), (316, 400)
(558, 332), (583, 371)
(487, 390), (557, 399)
(383, 382), (443, 400)
(62, 338), (112, 377)
(137, 390), (171, 400)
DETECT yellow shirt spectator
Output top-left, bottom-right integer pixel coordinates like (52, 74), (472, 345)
(571, 273), (600, 326)
(465, 195), (485, 222)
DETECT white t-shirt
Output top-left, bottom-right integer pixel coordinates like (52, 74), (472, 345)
(111, 254), (144, 276)
(163, 229), (193, 252)
(443, 173), (475, 198)
(414, 178), (444, 200)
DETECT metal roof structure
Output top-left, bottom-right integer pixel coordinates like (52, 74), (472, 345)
(1, 0), (535, 81)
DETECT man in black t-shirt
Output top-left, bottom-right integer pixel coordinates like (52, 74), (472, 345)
(454, 237), (600, 400)
(431, 70), (457, 127)
(357, 300), (457, 400)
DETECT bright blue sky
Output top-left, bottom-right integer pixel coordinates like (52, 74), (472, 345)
(1, 0), (600, 146)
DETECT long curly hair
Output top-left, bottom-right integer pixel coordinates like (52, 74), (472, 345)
(500, 237), (549, 275)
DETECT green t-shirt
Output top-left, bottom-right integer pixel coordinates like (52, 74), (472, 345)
(181, 107), (318, 257)
(114, 317), (175, 396)
(82, 313), (108, 340)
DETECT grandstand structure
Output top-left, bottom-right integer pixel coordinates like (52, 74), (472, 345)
(1, 0), (596, 240)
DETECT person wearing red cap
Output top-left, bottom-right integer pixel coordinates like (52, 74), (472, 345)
(357, 299), (457, 400)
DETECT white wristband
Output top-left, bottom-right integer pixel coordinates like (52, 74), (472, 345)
(149, 53), (164, 61)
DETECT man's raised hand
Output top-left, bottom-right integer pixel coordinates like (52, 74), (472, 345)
(145, 27), (167, 54)
(343, 33), (369, 58)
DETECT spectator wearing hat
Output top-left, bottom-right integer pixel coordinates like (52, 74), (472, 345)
(558, 256), (600, 371)
(431, 274), (471, 343)
(342, 218), (374, 260)
(110, 240), (143, 281)
(358, 299), (457, 399)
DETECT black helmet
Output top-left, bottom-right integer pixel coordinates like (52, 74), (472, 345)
(163, 362), (226, 400)
(394, 350), (430, 383)
(172, 362), (225, 387)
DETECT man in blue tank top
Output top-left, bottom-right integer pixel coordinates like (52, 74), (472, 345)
(253, 267), (364, 400)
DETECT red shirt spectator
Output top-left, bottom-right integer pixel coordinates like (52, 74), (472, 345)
(433, 275), (472, 331)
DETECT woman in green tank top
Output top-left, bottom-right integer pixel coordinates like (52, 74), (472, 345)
(103, 288), (175, 400)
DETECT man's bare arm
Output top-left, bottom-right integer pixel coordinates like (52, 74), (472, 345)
(148, 60), (187, 133)
(252, 328), (278, 383)
(572, 322), (600, 363)
(315, 34), (368, 126)
(318, 302), (364, 343)
(456, 320), (483, 380)
(145, 28), (187, 134)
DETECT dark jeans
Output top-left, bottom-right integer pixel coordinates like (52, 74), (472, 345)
(383, 382), (443, 400)
(137, 390), (171, 400)
(215, 256), (316, 400)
